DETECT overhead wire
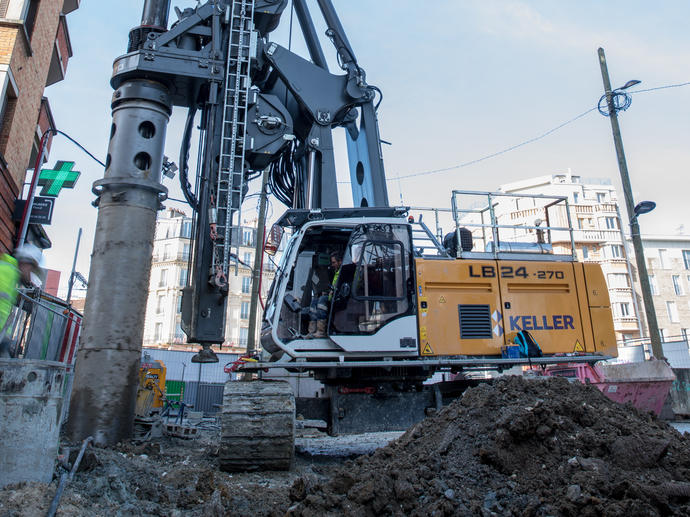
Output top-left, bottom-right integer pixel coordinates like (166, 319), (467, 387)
(388, 79), (690, 182)
(51, 129), (106, 168)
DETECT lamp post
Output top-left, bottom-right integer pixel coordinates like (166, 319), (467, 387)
(597, 47), (664, 361)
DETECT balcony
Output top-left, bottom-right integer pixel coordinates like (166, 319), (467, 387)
(153, 252), (190, 263)
(573, 205), (593, 214)
(46, 16), (73, 87)
(595, 203), (618, 214)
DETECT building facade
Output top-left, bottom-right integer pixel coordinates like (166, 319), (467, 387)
(0, 0), (79, 252)
(499, 172), (643, 343)
(636, 236), (690, 344)
(142, 208), (276, 353)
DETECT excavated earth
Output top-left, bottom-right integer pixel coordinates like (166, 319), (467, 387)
(288, 376), (690, 517)
(1, 376), (690, 516)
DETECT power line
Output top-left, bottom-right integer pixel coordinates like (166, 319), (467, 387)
(387, 79), (690, 182)
(629, 81), (690, 94)
(51, 129), (106, 168)
(393, 107), (597, 181)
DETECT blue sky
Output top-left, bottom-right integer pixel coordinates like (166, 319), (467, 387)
(42, 0), (690, 293)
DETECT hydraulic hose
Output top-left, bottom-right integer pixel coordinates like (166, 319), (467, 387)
(179, 106), (199, 211)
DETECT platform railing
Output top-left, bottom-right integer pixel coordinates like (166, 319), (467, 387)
(450, 190), (577, 261)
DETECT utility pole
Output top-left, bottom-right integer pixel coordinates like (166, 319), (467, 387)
(598, 47), (664, 360)
(66, 228), (82, 305)
(246, 169), (269, 358)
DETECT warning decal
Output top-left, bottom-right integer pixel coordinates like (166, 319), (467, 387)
(422, 343), (434, 355)
(574, 340), (585, 352)
(439, 296), (446, 304)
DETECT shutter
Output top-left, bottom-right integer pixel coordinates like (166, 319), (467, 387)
(458, 304), (492, 339)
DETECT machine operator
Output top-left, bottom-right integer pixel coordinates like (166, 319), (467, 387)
(306, 251), (343, 339)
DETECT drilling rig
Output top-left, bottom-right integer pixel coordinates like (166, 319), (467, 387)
(67, 0), (617, 471)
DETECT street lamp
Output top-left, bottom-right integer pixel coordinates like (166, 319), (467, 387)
(597, 47), (664, 361)
(633, 201), (656, 220)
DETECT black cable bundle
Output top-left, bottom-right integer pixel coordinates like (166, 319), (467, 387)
(269, 141), (300, 207)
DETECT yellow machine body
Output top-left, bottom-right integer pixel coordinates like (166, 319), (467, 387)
(136, 359), (167, 415)
(415, 258), (617, 358)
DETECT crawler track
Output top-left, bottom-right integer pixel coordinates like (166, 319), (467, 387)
(219, 380), (295, 472)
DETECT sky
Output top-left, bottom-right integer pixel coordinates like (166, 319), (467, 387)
(41, 0), (690, 295)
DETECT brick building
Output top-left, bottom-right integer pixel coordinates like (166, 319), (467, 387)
(0, 0), (79, 252)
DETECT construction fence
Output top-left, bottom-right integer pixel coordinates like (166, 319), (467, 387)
(140, 349), (241, 415)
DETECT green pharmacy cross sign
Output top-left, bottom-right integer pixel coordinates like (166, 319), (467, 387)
(38, 161), (81, 197)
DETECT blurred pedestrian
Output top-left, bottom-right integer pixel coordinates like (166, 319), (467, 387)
(0, 244), (43, 358)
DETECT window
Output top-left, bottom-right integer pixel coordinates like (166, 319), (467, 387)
(659, 328), (667, 343)
(239, 327), (249, 347)
(159, 269), (167, 287)
(682, 328), (689, 344)
(24, 0), (40, 40)
(573, 193), (579, 204)
(179, 268), (188, 287)
(608, 245), (624, 258)
(174, 323), (185, 341)
(605, 217), (617, 229)
(154, 323), (163, 342)
(163, 244), (171, 260)
(243, 252), (252, 266)
(182, 243), (190, 261)
(0, 64), (18, 138)
(242, 276), (251, 294)
(243, 229), (253, 246)
(615, 302), (630, 317)
(581, 247), (589, 260)
(667, 301), (679, 323)
(649, 275), (658, 295)
(181, 221), (192, 239)
(177, 295), (182, 314)
(240, 302), (250, 319)
(596, 193), (606, 203)
(659, 249), (668, 269)
(606, 273), (629, 289)
(683, 250), (690, 270)
(156, 294), (165, 314)
(673, 275), (684, 295)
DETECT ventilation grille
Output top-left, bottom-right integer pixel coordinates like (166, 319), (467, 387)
(0, 1), (9, 18)
(458, 304), (492, 339)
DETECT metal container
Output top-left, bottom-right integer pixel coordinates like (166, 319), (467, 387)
(0, 359), (67, 487)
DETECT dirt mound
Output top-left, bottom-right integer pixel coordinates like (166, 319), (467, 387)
(287, 376), (690, 516)
(0, 431), (335, 517)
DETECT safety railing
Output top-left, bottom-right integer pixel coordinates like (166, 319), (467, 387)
(4, 288), (83, 421)
(450, 190), (577, 261)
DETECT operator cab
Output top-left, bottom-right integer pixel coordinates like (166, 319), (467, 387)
(261, 209), (419, 360)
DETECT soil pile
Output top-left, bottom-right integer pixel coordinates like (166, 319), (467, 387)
(0, 432), (335, 517)
(288, 376), (690, 516)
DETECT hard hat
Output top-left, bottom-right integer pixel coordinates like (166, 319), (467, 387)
(14, 243), (44, 269)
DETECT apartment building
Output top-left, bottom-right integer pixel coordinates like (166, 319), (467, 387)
(0, 0), (79, 251)
(498, 172), (642, 343)
(637, 236), (690, 343)
(142, 208), (276, 353)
